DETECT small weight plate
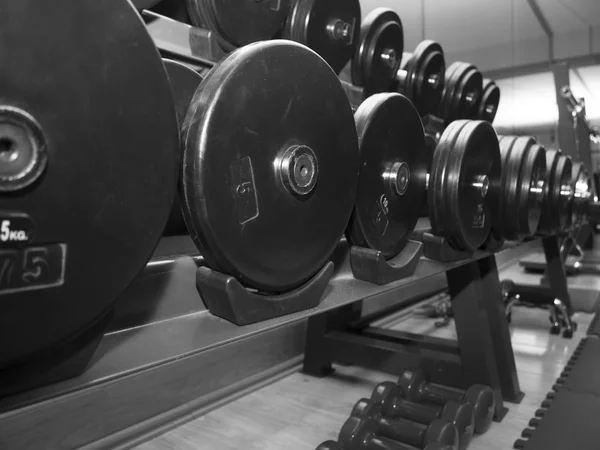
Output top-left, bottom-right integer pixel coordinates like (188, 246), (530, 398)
(352, 8), (404, 96)
(402, 40), (445, 117)
(556, 154), (574, 230)
(162, 60), (204, 236)
(347, 93), (427, 258)
(441, 62), (483, 125)
(182, 40), (359, 293)
(284, 0), (361, 75)
(571, 162), (591, 224)
(437, 121), (501, 250)
(497, 136), (527, 240)
(478, 79), (500, 123)
(0, 0), (178, 366)
(187, 0), (291, 50)
(429, 120), (469, 239)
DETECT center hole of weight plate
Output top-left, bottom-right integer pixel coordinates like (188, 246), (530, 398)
(279, 145), (319, 196)
(0, 137), (18, 164)
(380, 48), (398, 70)
(327, 19), (352, 41)
(427, 73), (440, 89)
(560, 184), (574, 199)
(386, 161), (411, 196)
(472, 175), (489, 198)
(0, 107), (48, 193)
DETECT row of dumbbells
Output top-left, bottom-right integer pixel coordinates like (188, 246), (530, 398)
(315, 369), (496, 450)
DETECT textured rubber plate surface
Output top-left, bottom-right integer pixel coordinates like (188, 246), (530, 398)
(587, 308), (600, 336)
(552, 338), (600, 395)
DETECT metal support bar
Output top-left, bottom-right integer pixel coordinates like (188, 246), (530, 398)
(542, 234), (573, 315)
(359, 328), (459, 354)
(525, 0), (554, 61)
(447, 258), (515, 419)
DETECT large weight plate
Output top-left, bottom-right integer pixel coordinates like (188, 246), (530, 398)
(347, 93), (428, 258)
(432, 121), (501, 250)
(400, 40), (445, 117)
(0, 0), (178, 366)
(478, 79), (500, 123)
(163, 60), (204, 236)
(182, 40), (359, 293)
(352, 8), (404, 96)
(284, 0), (361, 75)
(429, 120), (469, 240)
(519, 141), (546, 237)
(186, 0), (291, 50)
(440, 62), (483, 125)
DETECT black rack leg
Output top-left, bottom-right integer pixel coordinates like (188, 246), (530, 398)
(303, 311), (335, 377)
(447, 256), (520, 421)
(542, 235), (573, 316)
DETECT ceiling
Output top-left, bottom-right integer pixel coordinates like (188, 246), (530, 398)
(359, 0), (600, 73)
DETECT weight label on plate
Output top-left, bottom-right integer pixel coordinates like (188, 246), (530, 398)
(0, 243), (67, 294)
(374, 194), (390, 236)
(230, 156), (259, 224)
(472, 203), (486, 229)
(0, 213), (35, 248)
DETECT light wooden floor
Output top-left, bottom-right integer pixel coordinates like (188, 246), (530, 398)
(136, 305), (593, 450)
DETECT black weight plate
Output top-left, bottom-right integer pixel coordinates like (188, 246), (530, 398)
(0, 0), (178, 366)
(347, 93), (427, 258)
(429, 120), (469, 239)
(445, 121), (501, 250)
(182, 40), (359, 293)
(478, 79), (500, 123)
(163, 60), (204, 236)
(572, 162), (591, 224)
(403, 40), (445, 117)
(352, 8), (404, 95)
(540, 150), (573, 234)
(284, 0), (361, 75)
(187, 0), (291, 50)
(556, 154), (574, 230)
(441, 62), (482, 124)
(519, 142), (546, 238)
(497, 136), (527, 240)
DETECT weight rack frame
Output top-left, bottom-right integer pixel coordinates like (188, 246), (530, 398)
(303, 252), (523, 422)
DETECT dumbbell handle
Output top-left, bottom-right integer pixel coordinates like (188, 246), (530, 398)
(420, 383), (464, 404)
(376, 417), (428, 448)
(386, 397), (442, 424)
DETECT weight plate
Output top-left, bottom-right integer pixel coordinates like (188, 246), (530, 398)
(401, 40), (445, 117)
(187, 0), (291, 50)
(0, 0), (178, 366)
(478, 79), (500, 123)
(519, 142), (546, 238)
(440, 62), (483, 125)
(163, 60), (204, 236)
(347, 93), (427, 258)
(352, 8), (404, 96)
(435, 121), (500, 250)
(182, 40), (359, 292)
(284, 0), (361, 75)
(429, 120), (469, 240)
(539, 150), (573, 234)
(497, 136), (526, 240)
(572, 162), (591, 224)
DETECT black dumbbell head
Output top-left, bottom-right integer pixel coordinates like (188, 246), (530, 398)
(316, 441), (341, 450)
(339, 416), (378, 448)
(352, 398), (383, 420)
(465, 385), (496, 434)
(425, 419), (460, 449)
(397, 367), (427, 400)
(440, 400), (475, 450)
(371, 381), (400, 416)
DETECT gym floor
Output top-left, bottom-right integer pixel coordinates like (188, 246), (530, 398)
(135, 299), (593, 450)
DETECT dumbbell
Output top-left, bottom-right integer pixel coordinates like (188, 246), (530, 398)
(493, 136), (547, 241)
(439, 62), (483, 125)
(537, 149), (574, 235)
(393, 40), (446, 117)
(350, 398), (459, 450)
(476, 79), (500, 123)
(284, 0), (362, 74)
(350, 8), (404, 97)
(372, 382), (474, 450)
(397, 368), (496, 434)
(316, 416), (457, 450)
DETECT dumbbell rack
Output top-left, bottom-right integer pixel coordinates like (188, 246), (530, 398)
(0, 230), (539, 449)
